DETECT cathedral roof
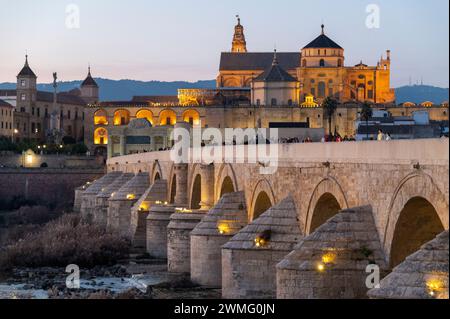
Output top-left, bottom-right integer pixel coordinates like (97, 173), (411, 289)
(303, 25), (343, 49)
(253, 51), (297, 82)
(0, 99), (13, 108)
(18, 55), (37, 78)
(220, 52), (300, 71)
(81, 67), (99, 87)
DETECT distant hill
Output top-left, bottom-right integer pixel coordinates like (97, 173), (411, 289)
(395, 85), (448, 104)
(0, 79), (216, 101)
(0, 80), (447, 104)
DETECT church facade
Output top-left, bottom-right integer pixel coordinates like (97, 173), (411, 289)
(217, 18), (395, 105)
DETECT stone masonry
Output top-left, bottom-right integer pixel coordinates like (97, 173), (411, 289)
(368, 230), (449, 299)
(276, 206), (388, 299)
(222, 196), (302, 299)
(190, 191), (248, 287)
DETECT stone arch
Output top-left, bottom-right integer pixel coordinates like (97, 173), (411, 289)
(309, 193), (342, 233)
(383, 172), (449, 266)
(249, 179), (276, 222)
(113, 109), (130, 126)
(190, 174), (202, 209)
(159, 109), (177, 126)
(223, 77), (241, 88)
(305, 177), (348, 234)
(151, 161), (163, 183)
(220, 176), (235, 198)
(215, 164), (239, 202)
(188, 164), (202, 209)
(167, 164), (176, 204)
(182, 109), (200, 126)
(389, 196), (444, 268)
(94, 109), (108, 125)
(136, 109), (154, 125)
(94, 127), (108, 145)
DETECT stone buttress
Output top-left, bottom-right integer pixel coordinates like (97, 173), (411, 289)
(130, 179), (168, 252)
(368, 230), (449, 299)
(276, 206), (388, 299)
(222, 196), (302, 299)
(107, 172), (150, 238)
(190, 191), (248, 287)
(80, 171), (122, 221)
(94, 173), (134, 228)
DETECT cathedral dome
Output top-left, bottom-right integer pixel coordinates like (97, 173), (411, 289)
(303, 25), (342, 49)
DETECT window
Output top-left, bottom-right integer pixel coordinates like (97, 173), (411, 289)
(45, 108), (48, 117)
(329, 88), (333, 97)
(271, 98), (277, 106)
(75, 110), (78, 119)
(368, 90), (374, 99)
(68, 110), (71, 120)
(288, 99), (293, 106)
(20, 107), (25, 112)
(32, 123), (36, 133)
(21, 80), (26, 87)
(311, 88), (316, 96)
(318, 82), (326, 98)
(319, 59), (325, 67)
(37, 108), (40, 117)
(256, 99), (260, 106)
(21, 94), (26, 101)
(338, 59), (342, 67)
(37, 123), (41, 133)
(32, 107), (35, 116)
(302, 59), (307, 67)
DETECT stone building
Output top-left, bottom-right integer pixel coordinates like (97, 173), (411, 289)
(0, 99), (13, 139)
(0, 56), (97, 144)
(218, 19), (395, 105)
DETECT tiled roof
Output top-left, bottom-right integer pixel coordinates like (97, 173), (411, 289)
(303, 33), (343, 49)
(0, 99), (13, 108)
(220, 52), (300, 71)
(81, 74), (98, 87)
(36, 91), (87, 106)
(254, 55), (297, 82)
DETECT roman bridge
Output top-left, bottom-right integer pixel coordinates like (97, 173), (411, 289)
(77, 138), (449, 299)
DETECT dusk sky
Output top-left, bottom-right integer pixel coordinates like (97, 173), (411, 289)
(0, 0), (448, 87)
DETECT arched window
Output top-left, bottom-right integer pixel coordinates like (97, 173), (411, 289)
(159, 109), (177, 126)
(136, 109), (154, 125)
(94, 109), (108, 125)
(94, 127), (108, 145)
(182, 109), (200, 126)
(338, 59), (342, 67)
(271, 98), (277, 106)
(318, 82), (326, 98)
(319, 59), (325, 67)
(113, 110), (130, 126)
(302, 59), (307, 67)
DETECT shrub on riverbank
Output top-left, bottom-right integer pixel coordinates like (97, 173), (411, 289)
(0, 214), (130, 270)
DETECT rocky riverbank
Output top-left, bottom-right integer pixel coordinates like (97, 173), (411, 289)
(0, 254), (221, 299)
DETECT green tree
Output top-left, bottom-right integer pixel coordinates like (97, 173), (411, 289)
(322, 97), (338, 135)
(360, 102), (373, 140)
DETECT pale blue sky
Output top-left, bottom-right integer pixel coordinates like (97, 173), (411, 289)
(0, 0), (448, 87)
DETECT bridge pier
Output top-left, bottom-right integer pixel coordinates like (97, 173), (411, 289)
(80, 172), (122, 222)
(368, 230), (449, 299)
(174, 163), (189, 207)
(74, 182), (91, 213)
(167, 210), (205, 274)
(222, 196), (302, 299)
(94, 173), (134, 229)
(276, 206), (388, 299)
(146, 204), (176, 258)
(199, 164), (215, 210)
(190, 191), (248, 287)
(107, 172), (150, 238)
(130, 180), (168, 252)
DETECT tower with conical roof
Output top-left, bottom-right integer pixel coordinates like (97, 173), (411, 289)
(80, 66), (99, 104)
(231, 15), (247, 53)
(16, 54), (37, 115)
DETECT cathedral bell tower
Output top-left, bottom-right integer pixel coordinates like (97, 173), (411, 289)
(231, 15), (247, 53)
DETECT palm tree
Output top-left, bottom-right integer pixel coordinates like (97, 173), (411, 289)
(360, 102), (373, 140)
(322, 97), (338, 136)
